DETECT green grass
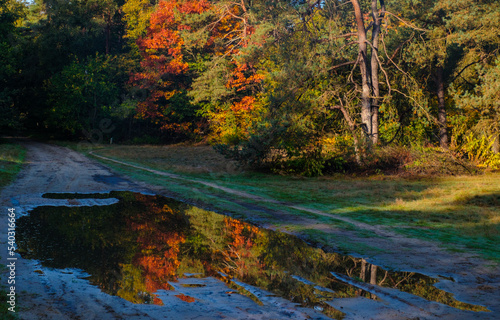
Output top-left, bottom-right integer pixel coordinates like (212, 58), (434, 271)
(0, 141), (26, 189)
(61, 142), (500, 262)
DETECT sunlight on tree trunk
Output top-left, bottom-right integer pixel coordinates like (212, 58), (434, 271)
(351, 0), (373, 145)
(436, 66), (448, 149)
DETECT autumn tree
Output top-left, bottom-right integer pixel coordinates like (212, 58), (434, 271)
(189, 0), (266, 144)
(349, 0), (385, 145)
(130, 0), (211, 137)
(201, 0), (398, 173)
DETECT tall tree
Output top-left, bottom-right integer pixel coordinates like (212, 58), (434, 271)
(337, 0), (386, 146)
(8, 0), (129, 134)
(0, 0), (25, 131)
(400, 0), (500, 149)
(130, 0), (211, 135)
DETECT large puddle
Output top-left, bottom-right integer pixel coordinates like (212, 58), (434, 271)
(17, 192), (488, 318)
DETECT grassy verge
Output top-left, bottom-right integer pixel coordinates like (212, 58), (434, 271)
(62, 142), (500, 262)
(0, 140), (26, 189)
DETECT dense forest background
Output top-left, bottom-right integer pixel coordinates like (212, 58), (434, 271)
(1, 0), (499, 175)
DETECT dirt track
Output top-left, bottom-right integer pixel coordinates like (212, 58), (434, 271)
(1, 141), (499, 319)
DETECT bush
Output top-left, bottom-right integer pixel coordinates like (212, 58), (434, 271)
(334, 145), (479, 176)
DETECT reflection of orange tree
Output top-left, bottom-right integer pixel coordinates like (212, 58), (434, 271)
(127, 195), (188, 304)
(221, 217), (264, 280)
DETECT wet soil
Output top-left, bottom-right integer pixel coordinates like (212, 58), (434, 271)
(1, 141), (499, 319)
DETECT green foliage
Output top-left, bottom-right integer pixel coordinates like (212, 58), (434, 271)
(449, 58), (500, 169)
(0, 0), (26, 131)
(45, 54), (135, 137)
(453, 133), (500, 170)
(209, 2), (360, 176)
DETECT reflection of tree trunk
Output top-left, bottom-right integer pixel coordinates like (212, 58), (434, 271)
(360, 259), (367, 282)
(358, 260), (378, 299)
(436, 66), (448, 149)
(370, 264), (377, 284)
(357, 258), (367, 296)
(370, 264), (378, 299)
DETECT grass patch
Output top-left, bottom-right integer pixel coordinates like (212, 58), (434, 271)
(0, 140), (26, 189)
(64, 142), (500, 262)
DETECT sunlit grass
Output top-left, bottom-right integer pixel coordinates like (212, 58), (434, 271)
(64, 142), (500, 261)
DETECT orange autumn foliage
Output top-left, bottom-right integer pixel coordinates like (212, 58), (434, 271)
(127, 196), (187, 295)
(221, 217), (263, 277)
(131, 0), (211, 133)
(227, 62), (264, 93)
(208, 3), (255, 55)
(175, 294), (196, 303)
(207, 61), (263, 142)
(130, 0), (266, 139)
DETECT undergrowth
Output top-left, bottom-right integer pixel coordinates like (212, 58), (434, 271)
(343, 145), (481, 177)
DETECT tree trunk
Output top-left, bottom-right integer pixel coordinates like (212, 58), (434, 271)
(351, 0), (373, 143)
(105, 15), (111, 55)
(493, 116), (499, 153)
(332, 104), (362, 165)
(370, 0), (385, 145)
(493, 135), (499, 154)
(436, 66), (448, 149)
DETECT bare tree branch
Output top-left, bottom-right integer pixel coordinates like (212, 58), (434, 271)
(381, 10), (428, 32)
(365, 39), (391, 96)
(328, 60), (357, 71)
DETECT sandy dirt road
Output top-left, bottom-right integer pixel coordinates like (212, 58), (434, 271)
(1, 141), (499, 319)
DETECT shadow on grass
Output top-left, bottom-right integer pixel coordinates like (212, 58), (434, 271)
(456, 193), (500, 208)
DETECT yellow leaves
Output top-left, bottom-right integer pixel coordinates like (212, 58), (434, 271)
(162, 204), (174, 215)
(322, 136), (336, 146)
(163, 90), (176, 100)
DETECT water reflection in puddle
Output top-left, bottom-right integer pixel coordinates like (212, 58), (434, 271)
(17, 192), (488, 318)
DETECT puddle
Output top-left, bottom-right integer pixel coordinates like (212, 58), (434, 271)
(92, 174), (131, 185)
(17, 192), (489, 318)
